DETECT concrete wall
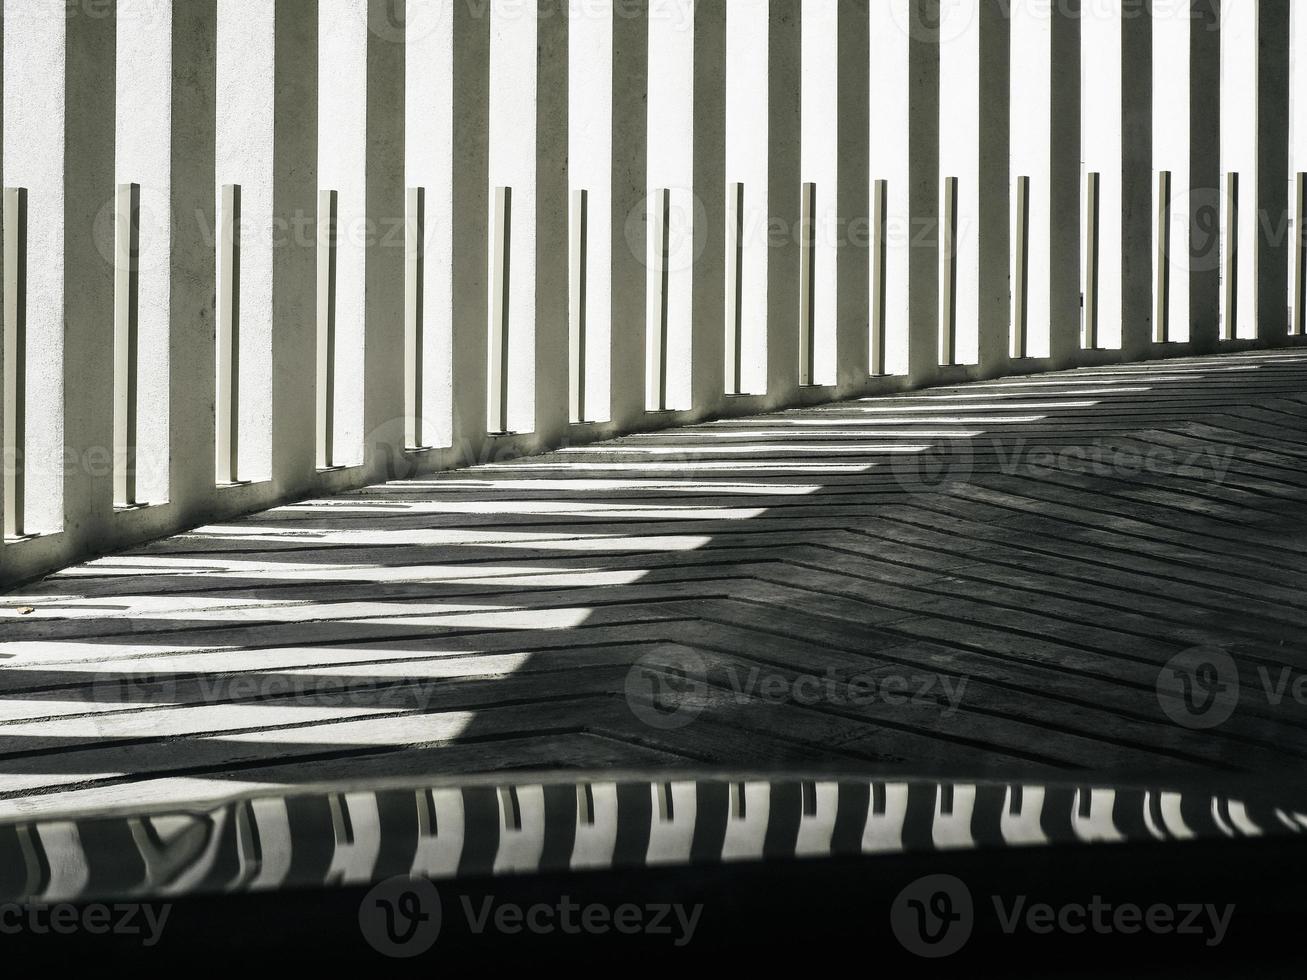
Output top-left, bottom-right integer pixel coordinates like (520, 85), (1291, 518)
(0, 0), (1303, 589)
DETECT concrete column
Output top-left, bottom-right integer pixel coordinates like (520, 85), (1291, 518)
(60, 7), (118, 552)
(361, 0), (407, 476)
(1188, 0), (1220, 352)
(835, 0), (870, 392)
(1120, 0), (1152, 360)
(1048, 0), (1081, 368)
(270, 0), (320, 498)
(765, 0), (801, 404)
(532, 0), (571, 447)
(0, 4), (6, 546)
(448, 0), (490, 455)
(688, 0), (726, 414)
(906, 0), (940, 383)
(0, 10), (10, 548)
(977, 0), (1010, 376)
(168, 0), (219, 522)
(1256, 0), (1290, 342)
(608, 0), (649, 431)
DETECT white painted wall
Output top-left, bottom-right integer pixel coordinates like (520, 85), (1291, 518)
(2, 0), (65, 533)
(646, 0), (694, 411)
(800, 0), (838, 384)
(488, 0), (539, 434)
(217, 0), (275, 482)
(726, 0), (770, 395)
(1291, 1), (1307, 327)
(1011, 0), (1053, 359)
(318, 0), (368, 465)
(116, 0), (173, 503)
(1082, 0), (1124, 350)
(1222, 0), (1259, 339)
(405, 0), (455, 448)
(1153, 1), (1192, 343)
(869, 0), (910, 376)
(938, 0), (980, 366)
(569, 0), (614, 421)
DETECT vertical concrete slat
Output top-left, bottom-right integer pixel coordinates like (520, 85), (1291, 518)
(405, 185), (425, 448)
(724, 182), (744, 395)
(2, 187), (23, 539)
(689, 0), (726, 416)
(449, 0), (490, 456)
(362, 0), (406, 478)
(835, 0), (869, 392)
(1120, 0), (1152, 361)
(870, 178), (888, 374)
(1223, 171), (1239, 340)
(54, 5), (117, 559)
(216, 183), (241, 483)
(798, 180), (816, 385)
(1084, 170), (1100, 348)
(607, 0), (648, 432)
(1257, 0), (1290, 342)
(906, 0), (940, 384)
(534, 0), (570, 447)
(1048, 0), (1081, 368)
(977, 0), (1009, 377)
(270, 0), (319, 499)
(649, 187), (670, 410)
(940, 174), (957, 366)
(317, 187), (338, 467)
(113, 182), (139, 508)
(1013, 174), (1029, 359)
(569, 187), (587, 424)
(1188, 0), (1220, 352)
(766, 0), (801, 403)
(1295, 172), (1307, 337)
(169, 0), (219, 519)
(488, 186), (512, 433)
(1155, 169), (1172, 343)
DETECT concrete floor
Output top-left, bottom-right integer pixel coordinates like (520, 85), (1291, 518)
(2, 349), (1306, 819)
